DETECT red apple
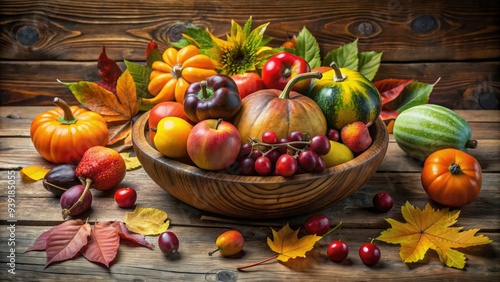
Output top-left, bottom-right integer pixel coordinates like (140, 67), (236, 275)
(187, 119), (241, 171)
(148, 101), (192, 139)
(231, 72), (265, 99)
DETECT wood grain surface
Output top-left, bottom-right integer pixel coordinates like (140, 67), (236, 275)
(0, 107), (499, 281)
(0, 0), (499, 108)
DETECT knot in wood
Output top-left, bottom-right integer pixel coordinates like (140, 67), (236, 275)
(410, 15), (439, 34)
(16, 26), (39, 46)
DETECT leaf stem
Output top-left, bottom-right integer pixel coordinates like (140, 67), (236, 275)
(237, 254), (279, 271)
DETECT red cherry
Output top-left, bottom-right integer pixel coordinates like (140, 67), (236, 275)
(359, 242), (381, 265)
(304, 214), (330, 235)
(373, 192), (393, 212)
(114, 187), (137, 208)
(327, 240), (349, 262)
(327, 128), (340, 142)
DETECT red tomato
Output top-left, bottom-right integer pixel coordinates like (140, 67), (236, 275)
(231, 72), (265, 99)
(148, 101), (192, 139)
(421, 148), (482, 207)
(114, 187), (137, 208)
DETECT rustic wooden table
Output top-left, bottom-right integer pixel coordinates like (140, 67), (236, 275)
(1, 107), (499, 281)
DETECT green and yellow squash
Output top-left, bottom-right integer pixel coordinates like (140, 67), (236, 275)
(393, 104), (477, 162)
(307, 63), (382, 130)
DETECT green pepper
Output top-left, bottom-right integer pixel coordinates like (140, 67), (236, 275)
(183, 74), (242, 123)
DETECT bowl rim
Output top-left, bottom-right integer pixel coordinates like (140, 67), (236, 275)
(132, 111), (389, 184)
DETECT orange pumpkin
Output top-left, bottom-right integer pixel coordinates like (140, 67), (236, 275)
(421, 148), (482, 207)
(30, 97), (109, 164)
(232, 72), (327, 143)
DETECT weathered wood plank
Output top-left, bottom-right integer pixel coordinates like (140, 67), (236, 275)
(1, 0), (499, 61)
(1, 61), (498, 109)
(1, 169), (498, 230)
(1, 225), (498, 281)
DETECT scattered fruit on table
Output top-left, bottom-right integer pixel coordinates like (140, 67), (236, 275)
(61, 146), (126, 219)
(148, 101), (193, 139)
(232, 72), (327, 144)
(42, 164), (81, 196)
(114, 187), (137, 208)
(359, 242), (381, 265)
(60, 184), (93, 218)
(30, 97), (109, 164)
(183, 74), (242, 123)
(327, 240), (349, 262)
(262, 51), (311, 94)
(187, 118), (241, 171)
(421, 148), (482, 207)
(231, 72), (265, 99)
(209, 230), (245, 257)
(373, 192), (394, 212)
(144, 44), (217, 105)
(158, 231), (180, 256)
(393, 104), (477, 162)
(307, 62), (382, 131)
(153, 116), (193, 159)
(341, 121), (373, 154)
(304, 214), (331, 236)
(321, 141), (354, 167)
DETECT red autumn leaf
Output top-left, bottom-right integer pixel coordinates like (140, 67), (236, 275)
(379, 109), (401, 121)
(374, 78), (414, 106)
(45, 219), (91, 268)
(96, 46), (123, 94)
(80, 222), (120, 268)
(26, 225), (58, 252)
(110, 221), (155, 249)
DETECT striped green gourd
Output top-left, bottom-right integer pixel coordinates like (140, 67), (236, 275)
(393, 104), (477, 161)
(307, 63), (381, 130)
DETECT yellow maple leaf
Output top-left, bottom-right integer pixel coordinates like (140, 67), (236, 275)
(267, 223), (322, 262)
(123, 206), (169, 236)
(120, 152), (142, 170)
(20, 165), (50, 181)
(376, 201), (492, 269)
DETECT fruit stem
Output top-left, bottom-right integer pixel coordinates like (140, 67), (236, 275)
(466, 139), (478, 149)
(62, 178), (92, 219)
(247, 137), (312, 155)
(279, 72), (322, 99)
(54, 97), (78, 124)
(208, 248), (220, 256)
(449, 162), (462, 175)
(237, 254), (279, 271)
(320, 221), (343, 239)
(329, 62), (347, 82)
(215, 118), (223, 130)
(200, 80), (209, 99)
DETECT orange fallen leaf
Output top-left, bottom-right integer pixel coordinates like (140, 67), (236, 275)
(80, 222), (120, 268)
(376, 201), (492, 269)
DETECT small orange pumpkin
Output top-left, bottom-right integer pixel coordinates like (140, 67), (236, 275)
(232, 72), (327, 143)
(421, 148), (482, 207)
(30, 97), (109, 164)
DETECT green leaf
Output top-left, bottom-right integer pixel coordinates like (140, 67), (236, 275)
(294, 26), (321, 69)
(385, 78), (441, 112)
(124, 60), (153, 105)
(358, 51), (383, 81)
(323, 38), (359, 70)
(181, 27), (213, 49)
(170, 38), (190, 49)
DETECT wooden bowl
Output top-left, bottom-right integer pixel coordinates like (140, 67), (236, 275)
(132, 112), (389, 219)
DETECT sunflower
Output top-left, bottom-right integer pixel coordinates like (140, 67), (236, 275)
(185, 17), (278, 76)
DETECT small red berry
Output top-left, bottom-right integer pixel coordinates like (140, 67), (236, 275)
(327, 240), (349, 262)
(359, 242), (381, 265)
(373, 192), (393, 212)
